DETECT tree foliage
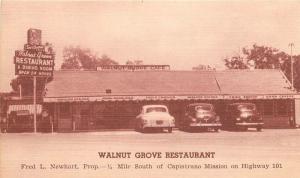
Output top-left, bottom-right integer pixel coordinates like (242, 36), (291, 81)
(10, 76), (53, 97)
(61, 46), (118, 70)
(224, 44), (300, 90)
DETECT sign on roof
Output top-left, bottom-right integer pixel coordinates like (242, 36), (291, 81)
(97, 65), (170, 71)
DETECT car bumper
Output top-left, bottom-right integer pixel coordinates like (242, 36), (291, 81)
(189, 123), (222, 127)
(143, 123), (175, 128)
(235, 122), (264, 127)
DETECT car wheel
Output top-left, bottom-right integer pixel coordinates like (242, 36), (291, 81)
(168, 127), (172, 133)
(256, 127), (262, 132)
(214, 128), (219, 132)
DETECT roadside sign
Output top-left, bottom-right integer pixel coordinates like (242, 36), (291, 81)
(13, 28), (55, 133)
(14, 29), (55, 77)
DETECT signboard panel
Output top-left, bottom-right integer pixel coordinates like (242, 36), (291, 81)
(97, 65), (171, 71)
(14, 29), (55, 77)
(24, 44), (45, 52)
(43, 94), (300, 102)
(27, 28), (42, 45)
(15, 50), (54, 61)
(14, 49), (54, 76)
(15, 64), (53, 76)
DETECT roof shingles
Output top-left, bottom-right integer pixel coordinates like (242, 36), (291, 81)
(45, 69), (295, 98)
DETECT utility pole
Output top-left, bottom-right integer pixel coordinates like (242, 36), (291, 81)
(288, 43), (294, 90)
(33, 76), (37, 133)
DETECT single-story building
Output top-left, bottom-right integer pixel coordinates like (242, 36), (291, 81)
(42, 69), (299, 132)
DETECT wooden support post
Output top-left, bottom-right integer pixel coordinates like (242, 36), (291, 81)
(33, 76), (37, 133)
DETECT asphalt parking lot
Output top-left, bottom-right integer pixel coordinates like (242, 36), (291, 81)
(1, 129), (300, 178)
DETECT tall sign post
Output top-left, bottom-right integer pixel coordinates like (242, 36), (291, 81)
(14, 29), (55, 133)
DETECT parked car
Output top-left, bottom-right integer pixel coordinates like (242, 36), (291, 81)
(181, 103), (221, 132)
(223, 103), (263, 131)
(135, 105), (175, 133)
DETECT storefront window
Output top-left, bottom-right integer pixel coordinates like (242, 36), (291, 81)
(263, 100), (274, 116)
(276, 100), (289, 116)
(60, 103), (70, 116)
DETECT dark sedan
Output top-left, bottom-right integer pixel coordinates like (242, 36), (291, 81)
(223, 103), (263, 131)
(181, 103), (221, 132)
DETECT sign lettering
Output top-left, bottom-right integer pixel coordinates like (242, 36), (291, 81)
(97, 65), (170, 71)
(14, 29), (55, 77)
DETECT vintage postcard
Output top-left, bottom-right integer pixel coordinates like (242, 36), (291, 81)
(0, 1), (300, 178)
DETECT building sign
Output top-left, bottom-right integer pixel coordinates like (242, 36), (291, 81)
(97, 65), (170, 71)
(43, 94), (300, 102)
(223, 94), (298, 100)
(24, 44), (45, 52)
(14, 29), (55, 77)
(44, 95), (223, 102)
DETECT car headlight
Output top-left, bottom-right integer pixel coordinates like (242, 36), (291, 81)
(191, 118), (197, 122)
(142, 119), (148, 124)
(236, 117), (241, 121)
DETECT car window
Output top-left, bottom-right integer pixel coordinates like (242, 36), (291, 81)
(146, 107), (167, 113)
(237, 104), (256, 111)
(195, 105), (213, 111)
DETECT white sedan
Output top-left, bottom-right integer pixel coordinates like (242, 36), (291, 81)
(135, 105), (175, 133)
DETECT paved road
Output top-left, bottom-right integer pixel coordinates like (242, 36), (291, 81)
(1, 129), (300, 178)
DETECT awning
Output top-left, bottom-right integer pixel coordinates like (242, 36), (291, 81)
(7, 104), (42, 115)
(43, 94), (300, 102)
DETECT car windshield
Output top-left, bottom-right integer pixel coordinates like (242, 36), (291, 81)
(195, 105), (213, 111)
(237, 104), (256, 111)
(146, 107), (167, 113)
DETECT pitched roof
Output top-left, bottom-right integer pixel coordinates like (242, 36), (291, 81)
(44, 69), (295, 98)
(45, 70), (220, 97)
(215, 69), (294, 95)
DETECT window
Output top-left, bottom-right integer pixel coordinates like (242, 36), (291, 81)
(195, 105), (213, 111)
(146, 107), (167, 113)
(237, 104), (256, 111)
(262, 101), (274, 116)
(60, 103), (70, 115)
(276, 100), (289, 116)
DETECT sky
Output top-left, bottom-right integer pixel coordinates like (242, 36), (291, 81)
(1, 1), (300, 92)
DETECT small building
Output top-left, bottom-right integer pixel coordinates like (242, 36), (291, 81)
(42, 69), (299, 132)
(5, 96), (43, 132)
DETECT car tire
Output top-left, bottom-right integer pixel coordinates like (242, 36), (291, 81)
(214, 128), (219, 132)
(168, 127), (172, 133)
(256, 127), (262, 132)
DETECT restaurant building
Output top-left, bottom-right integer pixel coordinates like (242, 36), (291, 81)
(42, 69), (299, 132)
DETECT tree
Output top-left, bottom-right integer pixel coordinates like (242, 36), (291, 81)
(10, 76), (53, 97)
(61, 46), (118, 70)
(223, 44), (300, 91)
(224, 56), (249, 69)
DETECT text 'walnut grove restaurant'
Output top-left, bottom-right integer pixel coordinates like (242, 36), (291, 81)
(38, 67), (300, 132)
